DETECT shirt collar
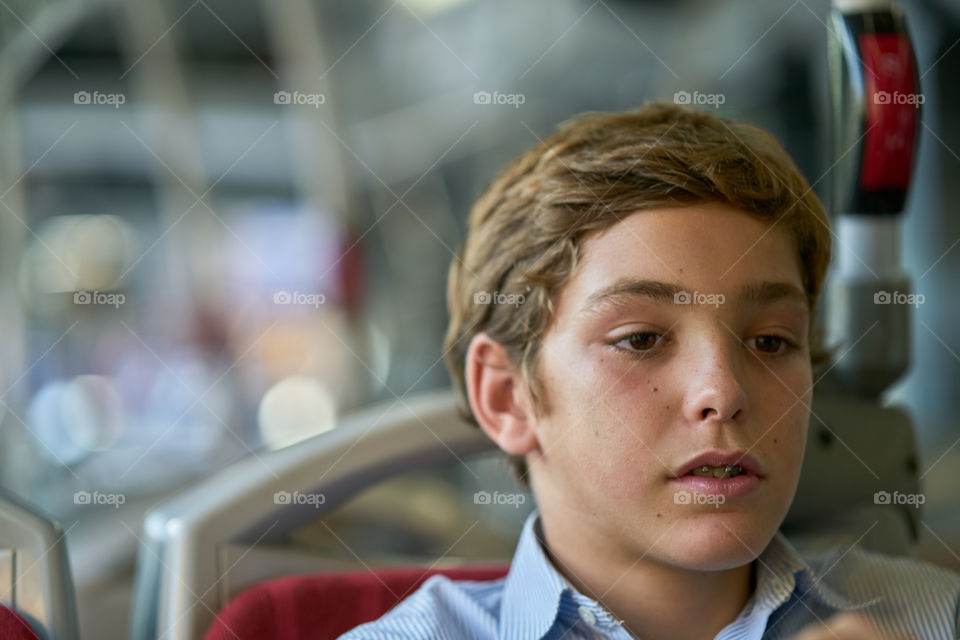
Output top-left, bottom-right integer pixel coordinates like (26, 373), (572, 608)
(753, 531), (881, 613)
(499, 509), (568, 639)
(500, 509), (879, 640)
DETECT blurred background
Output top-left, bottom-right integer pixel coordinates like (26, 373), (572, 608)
(0, 0), (958, 637)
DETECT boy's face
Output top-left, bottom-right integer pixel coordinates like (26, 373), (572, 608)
(527, 202), (812, 570)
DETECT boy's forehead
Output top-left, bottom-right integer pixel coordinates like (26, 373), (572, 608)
(557, 204), (806, 318)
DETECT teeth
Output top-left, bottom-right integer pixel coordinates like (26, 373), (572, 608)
(688, 464), (745, 479)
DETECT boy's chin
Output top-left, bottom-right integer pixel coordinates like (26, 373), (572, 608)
(658, 517), (776, 571)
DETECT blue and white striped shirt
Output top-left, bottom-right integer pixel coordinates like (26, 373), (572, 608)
(340, 509), (960, 639)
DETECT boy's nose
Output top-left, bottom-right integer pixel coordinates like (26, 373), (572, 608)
(682, 340), (748, 426)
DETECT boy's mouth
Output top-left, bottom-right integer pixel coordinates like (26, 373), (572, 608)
(671, 452), (764, 499)
(672, 450), (765, 479)
(686, 464), (746, 479)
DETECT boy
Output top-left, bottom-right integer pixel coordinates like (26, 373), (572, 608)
(341, 103), (960, 639)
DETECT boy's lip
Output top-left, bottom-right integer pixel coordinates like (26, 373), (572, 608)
(671, 450), (766, 478)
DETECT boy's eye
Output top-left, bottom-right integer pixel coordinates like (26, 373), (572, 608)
(614, 332), (661, 353)
(748, 335), (793, 354)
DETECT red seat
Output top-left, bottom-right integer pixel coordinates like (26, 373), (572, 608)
(204, 565), (510, 640)
(0, 605), (41, 640)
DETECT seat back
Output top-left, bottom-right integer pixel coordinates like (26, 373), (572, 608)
(203, 566), (509, 640)
(0, 490), (79, 640)
(131, 384), (922, 640)
(130, 390), (494, 640)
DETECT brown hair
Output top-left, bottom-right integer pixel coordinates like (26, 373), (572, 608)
(443, 102), (832, 486)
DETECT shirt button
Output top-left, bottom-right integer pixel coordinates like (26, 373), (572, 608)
(577, 605), (597, 626)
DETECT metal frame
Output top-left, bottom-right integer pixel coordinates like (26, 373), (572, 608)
(0, 490), (79, 640)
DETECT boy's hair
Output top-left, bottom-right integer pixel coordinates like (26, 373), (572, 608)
(443, 102), (832, 485)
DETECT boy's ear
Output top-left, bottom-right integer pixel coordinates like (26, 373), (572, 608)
(465, 333), (539, 456)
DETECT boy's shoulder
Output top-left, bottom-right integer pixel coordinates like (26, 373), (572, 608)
(806, 541), (960, 631)
(337, 573), (507, 640)
(812, 540), (960, 593)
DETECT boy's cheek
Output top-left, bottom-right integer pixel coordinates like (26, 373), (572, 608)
(761, 418), (808, 500)
(540, 415), (662, 493)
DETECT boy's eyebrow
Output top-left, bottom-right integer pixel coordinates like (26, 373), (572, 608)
(579, 278), (808, 315)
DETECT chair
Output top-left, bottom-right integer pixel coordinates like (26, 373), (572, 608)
(130, 380), (922, 640)
(0, 490), (80, 640)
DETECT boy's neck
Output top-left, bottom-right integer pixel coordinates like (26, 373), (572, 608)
(537, 515), (757, 640)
